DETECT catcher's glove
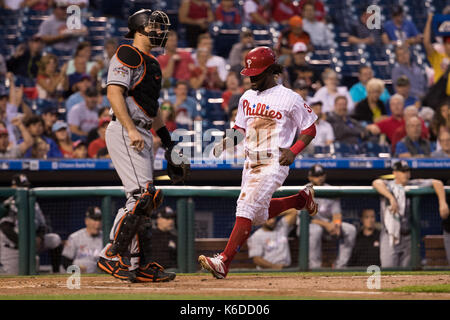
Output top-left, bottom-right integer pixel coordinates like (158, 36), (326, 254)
(164, 148), (191, 184)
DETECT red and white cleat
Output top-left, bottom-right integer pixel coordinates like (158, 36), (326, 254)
(198, 254), (229, 279)
(298, 184), (319, 217)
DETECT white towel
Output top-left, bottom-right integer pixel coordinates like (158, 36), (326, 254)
(382, 181), (406, 246)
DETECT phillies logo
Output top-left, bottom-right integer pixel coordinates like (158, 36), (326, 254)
(247, 59), (252, 68)
(243, 99), (282, 119)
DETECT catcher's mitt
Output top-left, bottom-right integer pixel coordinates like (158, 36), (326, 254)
(164, 148), (191, 184)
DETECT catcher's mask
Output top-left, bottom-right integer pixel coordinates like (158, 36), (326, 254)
(125, 9), (171, 48)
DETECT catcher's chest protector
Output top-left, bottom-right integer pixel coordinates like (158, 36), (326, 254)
(117, 44), (162, 118)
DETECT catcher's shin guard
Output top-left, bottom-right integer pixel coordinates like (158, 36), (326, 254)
(137, 216), (153, 265)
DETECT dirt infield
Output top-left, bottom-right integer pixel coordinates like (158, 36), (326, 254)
(1, 272), (450, 299)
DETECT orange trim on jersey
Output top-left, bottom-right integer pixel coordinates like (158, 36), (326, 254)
(116, 44), (143, 69)
(141, 50), (157, 61)
(130, 96), (152, 119)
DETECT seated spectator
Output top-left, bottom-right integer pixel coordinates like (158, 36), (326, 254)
(41, 104), (59, 138)
(292, 79), (313, 104)
(159, 101), (177, 132)
(298, 0), (325, 21)
(0, 117), (33, 158)
(215, 0), (241, 26)
(67, 87), (100, 140)
(52, 121), (74, 158)
(313, 69), (354, 114)
(247, 208), (298, 269)
(72, 140), (87, 158)
(66, 41), (102, 80)
(287, 42), (322, 92)
(86, 107), (110, 145)
(168, 81), (200, 125)
(227, 76), (252, 112)
(22, 115), (62, 158)
(272, 0), (300, 25)
(228, 30), (255, 69)
(391, 44), (427, 100)
(24, 0), (54, 11)
(65, 74), (92, 113)
(157, 31), (195, 87)
(61, 206), (103, 273)
(302, 164), (356, 268)
(423, 13), (450, 108)
(36, 0), (88, 52)
(190, 48), (224, 90)
(326, 95), (366, 145)
(193, 33), (229, 84)
(430, 101), (450, 141)
(36, 54), (67, 101)
(178, 0), (214, 48)
(382, 5), (422, 45)
(96, 147), (109, 159)
(87, 117), (109, 158)
(66, 56), (91, 98)
(229, 45), (254, 84)
(222, 72), (244, 113)
(347, 209), (381, 267)
(99, 38), (118, 80)
(277, 16), (312, 55)
(395, 116), (432, 157)
(353, 78), (388, 123)
(391, 105), (430, 152)
(310, 99), (334, 147)
(150, 206), (178, 270)
(394, 75), (419, 108)
(348, 11), (384, 46)
(432, 129), (450, 157)
(349, 66), (390, 105)
(243, 0), (269, 26)
(6, 35), (43, 80)
(301, 2), (333, 47)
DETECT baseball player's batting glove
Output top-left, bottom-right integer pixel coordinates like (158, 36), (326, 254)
(165, 147), (190, 184)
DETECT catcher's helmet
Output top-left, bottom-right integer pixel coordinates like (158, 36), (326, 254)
(240, 46), (276, 77)
(125, 9), (171, 47)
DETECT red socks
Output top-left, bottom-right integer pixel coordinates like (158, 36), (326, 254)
(268, 193), (306, 219)
(222, 217), (252, 268)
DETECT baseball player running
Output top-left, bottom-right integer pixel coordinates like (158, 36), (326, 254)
(97, 9), (189, 283)
(198, 47), (319, 279)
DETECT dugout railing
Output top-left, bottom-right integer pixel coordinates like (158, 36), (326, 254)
(0, 186), (448, 275)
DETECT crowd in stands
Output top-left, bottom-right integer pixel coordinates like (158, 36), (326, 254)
(0, 0), (449, 160)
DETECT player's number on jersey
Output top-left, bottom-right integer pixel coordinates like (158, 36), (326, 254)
(303, 103), (312, 113)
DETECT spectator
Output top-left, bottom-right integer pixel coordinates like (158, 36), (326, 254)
(372, 160), (448, 267)
(6, 35), (43, 80)
(243, 0), (269, 26)
(22, 115), (62, 158)
(193, 33), (229, 84)
(100, 38), (118, 80)
(24, 0), (53, 11)
(215, 0), (241, 26)
(286, 42), (322, 92)
(277, 15), (312, 55)
(86, 107), (110, 145)
(87, 117), (110, 158)
(352, 78), (388, 123)
(157, 31), (195, 86)
(222, 72), (244, 113)
(349, 66), (390, 105)
(247, 208), (298, 269)
(67, 86), (100, 140)
(347, 209), (381, 267)
(395, 116), (432, 157)
(309, 99), (334, 147)
(432, 128), (450, 158)
(36, 54), (68, 101)
(229, 45), (254, 83)
(382, 5), (421, 45)
(0, 117), (33, 158)
(0, 174), (62, 274)
(272, 0), (300, 25)
(227, 76), (252, 113)
(61, 206), (103, 273)
(0, 53), (6, 82)
(326, 95), (366, 145)
(66, 41), (102, 80)
(178, 0), (214, 48)
(394, 75), (419, 108)
(2, 0), (26, 10)
(313, 69), (354, 114)
(391, 44), (427, 100)
(430, 101), (450, 141)
(301, 164), (356, 268)
(301, 2), (333, 48)
(150, 206), (178, 270)
(391, 105), (430, 152)
(41, 104), (59, 138)
(348, 11), (384, 46)
(65, 74), (92, 113)
(52, 121), (74, 158)
(190, 48), (224, 90)
(36, 0), (88, 52)
(159, 101), (177, 132)
(168, 81), (200, 125)
(66, 56), (91, 98)
(292, 79), (313, 104)
(96, 147), (109, 159)
(298, 0), (325, 21)
(423, 13), (450, 109)
(228, 30), (255, 69)
(72, 139), (87, 158)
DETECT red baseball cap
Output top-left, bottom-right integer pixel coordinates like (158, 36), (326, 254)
(0, 128), (8, 135)
(240, 46), (276, 77)
(98, 117), (111, 128)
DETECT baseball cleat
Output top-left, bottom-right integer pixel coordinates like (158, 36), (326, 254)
(298, 184), (319, 217)
(134, 262), (176, 282)
(97, 257), (136, 283)
(198, 254), (228, 279)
